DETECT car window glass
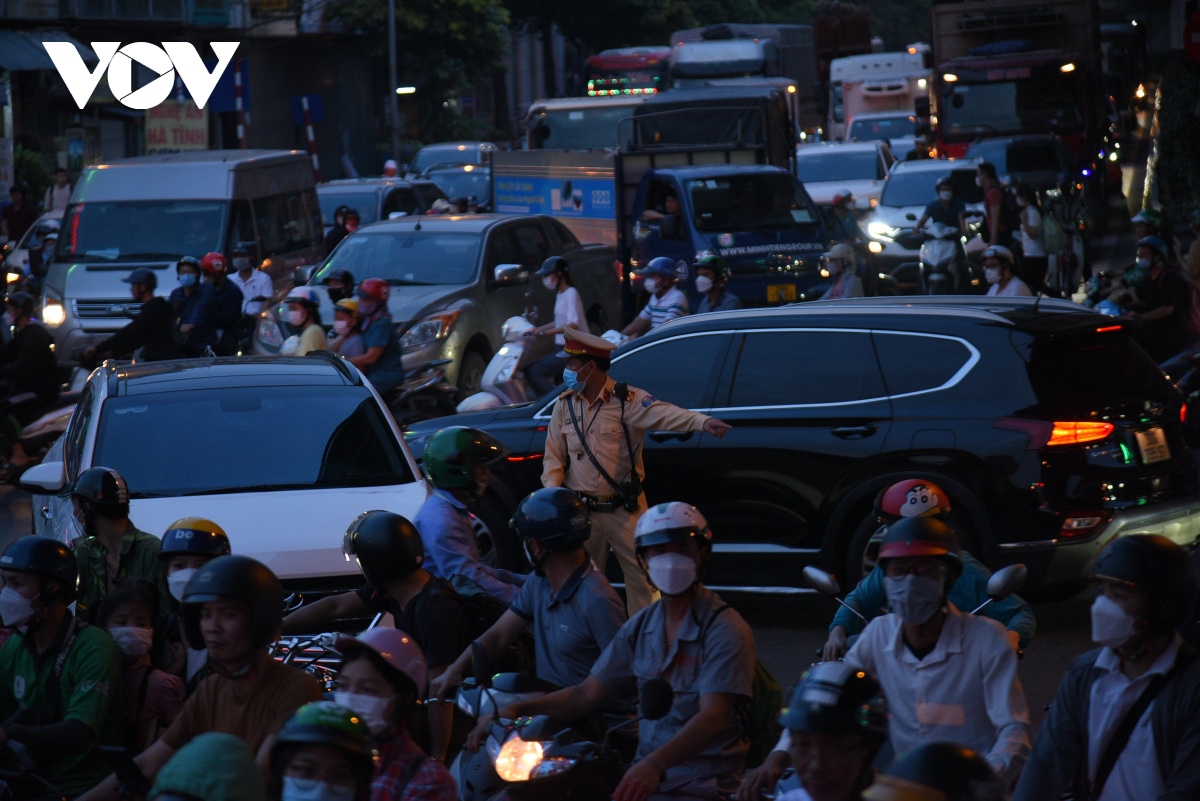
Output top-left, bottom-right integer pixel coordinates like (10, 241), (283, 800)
(64, 383), (97, 483)
(416, 183), (448, 207)
(727, 331), (885, 406)
(254, 192), (314, 258)
(227, 199), (256, 259)
(513, 224), (550, 269)
(487, 229), (524, 268)
(610, 335), (727, 409)
(548, 219), (580, 252)
(1026, 332), (1166, 417)
(382, 188), (420, 218)
(872, 333), (974, 396)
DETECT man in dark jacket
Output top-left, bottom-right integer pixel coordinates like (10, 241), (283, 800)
(199, 252), (243, 356)
(84, 268), (179, 363)
(0, 291), (58, 472)
(169, 257), (215, 357)
(323, 205), (350, 253)
(1013, 535), (1200, 801)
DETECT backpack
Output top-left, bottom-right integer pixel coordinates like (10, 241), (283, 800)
(998, 186), (1023, 236)
(705, 606), (783, 769)
(447, 574), (535, 674)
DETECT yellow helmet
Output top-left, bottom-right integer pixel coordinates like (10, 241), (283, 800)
(160, 517), (231, 559)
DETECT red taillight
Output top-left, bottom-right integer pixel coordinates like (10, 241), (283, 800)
(1060, 511), (1109, 539)
(612, 260), (624, 280)
(1047, 421), (1115, 446)
(1096, 325), (1122, 333)
(1182, 405), (1188, 424)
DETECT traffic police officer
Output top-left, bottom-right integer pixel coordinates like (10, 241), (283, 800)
(542, 327), (731, 613)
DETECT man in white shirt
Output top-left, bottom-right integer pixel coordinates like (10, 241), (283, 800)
(983, 245), (1033, 298)
(622, 257), (688, 339)
(43, 169), (71, 213)
(226, 242), (274, 317)
(1014, 535), (1200, 801)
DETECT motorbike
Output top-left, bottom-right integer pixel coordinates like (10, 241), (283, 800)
(384, 358), (459, 427)
(0, 740), (64, 800)
(896, 222), (975, 295)
(457, 316), (539, 413)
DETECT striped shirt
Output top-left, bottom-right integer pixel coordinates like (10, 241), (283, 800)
(637, 286), (689, 329)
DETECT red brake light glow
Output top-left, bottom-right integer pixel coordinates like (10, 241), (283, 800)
(1182, 405), (1188, 424)
(1096, 325), (1122, 333)
(1047, 421), (1115, 446)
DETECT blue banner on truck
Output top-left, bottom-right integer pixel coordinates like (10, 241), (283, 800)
(494, 176), (614, 219)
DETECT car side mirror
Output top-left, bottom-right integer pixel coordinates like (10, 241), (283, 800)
(20, 460), (65, 494)
(492, 264), (528, 287)
(914, 97), (931, 118)
(660, 214), (680, 239)
(388, 211), (409, 219)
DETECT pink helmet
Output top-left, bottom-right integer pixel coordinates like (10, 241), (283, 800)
(336, 627), (427, 692)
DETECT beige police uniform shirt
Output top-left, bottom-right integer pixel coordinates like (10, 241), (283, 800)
(542, 377), (710, 495)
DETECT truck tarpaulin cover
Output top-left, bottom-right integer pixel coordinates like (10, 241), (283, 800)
(626, 88), (786, 156)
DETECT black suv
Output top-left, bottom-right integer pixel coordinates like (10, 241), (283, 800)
(407, 297), (1200, 596)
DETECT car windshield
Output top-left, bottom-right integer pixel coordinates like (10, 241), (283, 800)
(849, 115), (916, 141)
(687, 174), (820, 232)
(965, 139), (1064, 174)
(880, 169), (983, 207)
(796, 151), (879, 183)
(411, 145), (482, 173)
(942, 70), (1084, 135)
(319, 191), (378, 226)
(312, 230), (482, 285)
(529, 106), (636, 150)
(93, 386), (412, 497)
(427, 169), (491, 203)
(56, 200), (226, 262)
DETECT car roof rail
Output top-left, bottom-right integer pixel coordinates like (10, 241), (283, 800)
(101, 359), (121, 396)
(306, 350), (362, 385)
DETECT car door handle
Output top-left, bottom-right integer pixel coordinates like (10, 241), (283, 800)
(648, 431), (694, 443)
(832, 425), (878, 439)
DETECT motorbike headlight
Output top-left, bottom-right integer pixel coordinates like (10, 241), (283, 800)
(867, 221), (898, 242)
(6, 272), (21, 284)
(494, 734), (545, 783)
(42, 292), (65, 327)
(400, 310), (460, 354)
(257, 316), (284, 350)
(530, 758), (578, 779)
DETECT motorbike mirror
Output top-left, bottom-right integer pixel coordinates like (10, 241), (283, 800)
(283, 592), (304, 613)
(987, 564), (1028, 601)
(803, 565), (841, 597)
(640, 678), (674, 721)
(492, 264), (528, 287)
(471, 640), (490, 688)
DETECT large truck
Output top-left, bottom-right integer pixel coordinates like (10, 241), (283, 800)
(827, 50), (929, 140)
(583, 47), (672, 98)
(668, 24), (821, 130)
(495, 85), (828, 311)
(924, 0), (1100, 162)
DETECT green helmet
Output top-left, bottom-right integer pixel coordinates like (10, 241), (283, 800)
(422, 427), (509, 489)
(271, 702), (373, 764)
(694, 253), (730, 281)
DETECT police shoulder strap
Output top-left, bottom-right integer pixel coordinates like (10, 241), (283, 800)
(567, 393), (631, 503)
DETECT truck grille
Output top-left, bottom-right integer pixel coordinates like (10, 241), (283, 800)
(73, 300), (143, 319)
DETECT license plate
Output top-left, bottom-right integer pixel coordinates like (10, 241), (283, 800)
(1136, 427), (1171, 464)
(767, 284), (797, 303)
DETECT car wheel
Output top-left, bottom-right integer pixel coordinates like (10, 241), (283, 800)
(472, 490), (524, 571)
(457, 350), (487, 399)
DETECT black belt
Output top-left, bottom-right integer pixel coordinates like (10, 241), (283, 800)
(577, 493), (618, 513)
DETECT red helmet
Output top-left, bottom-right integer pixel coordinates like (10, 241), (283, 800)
(356, 277), (388, 303)
(877, 516), (960, 564)
(200, 252), (226, 275)
(876, 479), (952, 523)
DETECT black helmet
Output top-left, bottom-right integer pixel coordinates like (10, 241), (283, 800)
(326, 268), (355, 287)
(233, 241), (256, 256)
(863, 742), (1005, 801)
(160, 517), (232, 561)
(1093, 535), (1197, 638)
(0, 536), (78, 603)
(779, 661), (888, 738)
(181, 555), (284, 649)
(877, 516), (961, 566)
(536, 256), (569, 277)
(342, 511), (424, 588)
(176, 256), (201, 272)
(70, 467), (129, 513)
(5, 292), (34, 317)
(510, 488), (590, 551)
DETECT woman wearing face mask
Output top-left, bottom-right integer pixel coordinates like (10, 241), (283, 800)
(1014, 535), (1200, 801)
(285, 287), (329, 356)
(982, 245), (1032, 297)
(97, 580), (184, 753)
(525, 256), (588, 396)
(331, 629), (456, 801)
(330, 298), (366, 358)
(268, 702), (377, 801)
(157, 517), (232, 697)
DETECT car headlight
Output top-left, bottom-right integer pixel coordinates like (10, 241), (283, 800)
(257, 316), (284, 349)
(42, 292), (65, 327)
(530, 758), (577, 779)
(868, 241), (883, 254)
(494, 734), (545, 783)
(867, 221), (899, 241)
(400, 310), (460, 354)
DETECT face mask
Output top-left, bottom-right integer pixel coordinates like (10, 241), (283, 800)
(542, 275), (559, 291)
(333, 320), (351, 335)
(233, 257), (250, 272)
(358, 300), (377, 317)
(281, 776), (356, 801)
(985, 267), (1001, 284)
(939, 190), (953, 201)
(884, 574), (944, 625)
(109, 626), (154, 657)
(643, 278), (658, 294)
(1091, 594), (1141, 649)
(695, 275), (713, 293)
(646, 552), (698, 596)
(332, 691), (392, 735)
(975, 176), (983, 187)
(562, 361), (590, 393)
(287, 310), (307, 327)
(1136, 258), (1151, 270)
(168, 568), (197, 603)
(178, 273), (197, 288)
(0, 586), (38, 628)
(328, 287), (348, 303)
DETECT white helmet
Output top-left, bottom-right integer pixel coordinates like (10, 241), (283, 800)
(634, 502), (712, 550)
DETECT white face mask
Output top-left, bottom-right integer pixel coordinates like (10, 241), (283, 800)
(646, 552), (698, 596)
(884, 574), (944, 625)
(168, 568), (198, 603)
(826, 260), (842, 276)
(985, 267), (1001, 284)
(542, 275), (559, 291)
(332, 690), (392, 735)
(109, 626), (154, 657)
(1091, 594), (1140, 649)
(233, 257), (251, 272)
(643, 278), (658, 294)
(281, 776), (356, 801)
(333, 320), (351, 336)
(975, 176), (983, 187)
(0, 586), (38, 628)
(939, 190), (953, 202)
(694, 275), (713, 293)
(287, 309), (307, 327)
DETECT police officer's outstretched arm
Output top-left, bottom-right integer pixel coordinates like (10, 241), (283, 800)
(625, 388), (731, 438)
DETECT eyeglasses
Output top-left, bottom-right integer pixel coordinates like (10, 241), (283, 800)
(883, 561), (945, 580)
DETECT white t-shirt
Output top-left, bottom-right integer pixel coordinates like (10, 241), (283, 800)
(229, 268), (276, 315)
(1020, 207), (1045, 257)
(553, 285), (586, 345)
(637, 286), (689, 329)
(987, 276), (1034, 297)
(44, 183), (71, 213)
